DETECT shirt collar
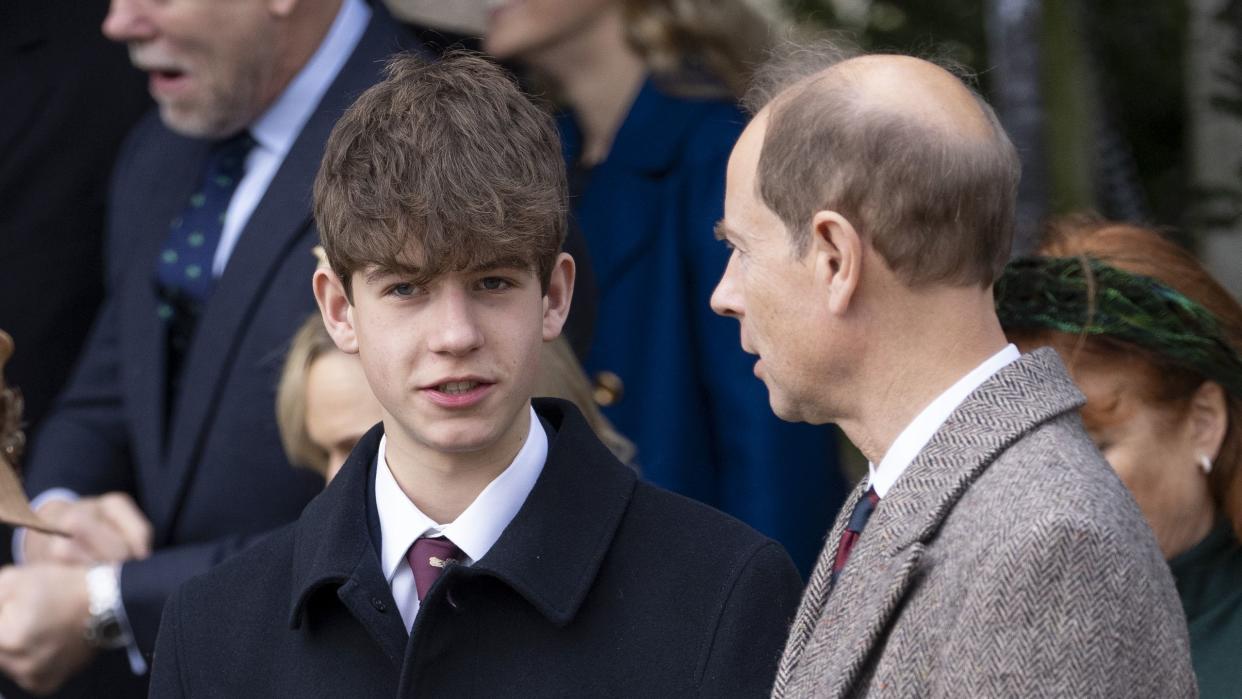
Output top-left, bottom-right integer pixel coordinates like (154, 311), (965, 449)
(868, 344), (1021, 497)
(248, 0), (370, 155)
(375, 405), (548, 584)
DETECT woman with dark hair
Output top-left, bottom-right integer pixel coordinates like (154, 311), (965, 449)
(997, 217), (1242, 695)
(483, 0), (843, 575)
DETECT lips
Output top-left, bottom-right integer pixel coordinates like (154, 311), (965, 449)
(131, 52), (192, 98)
(148, 69), (191, 97)
(420, 377), (496, 409)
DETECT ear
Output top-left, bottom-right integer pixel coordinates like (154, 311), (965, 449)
(1187, 380), (1229, 464)
(313, 267), (359, 354)
(542, 253), (576, 342)
(809, 210), (863, 316)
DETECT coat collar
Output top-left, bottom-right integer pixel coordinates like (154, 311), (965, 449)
(559, 76), (735, 176)
(776, 347), (1086, 698)
(288, 398), (638, 630)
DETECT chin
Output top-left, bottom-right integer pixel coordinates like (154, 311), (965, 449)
(421, 422), (500, 454)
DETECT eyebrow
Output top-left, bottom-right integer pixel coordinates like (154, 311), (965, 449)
(363, 256), (533, 285)
(714, 220), (733, 242)
(364, 265), (428, 286)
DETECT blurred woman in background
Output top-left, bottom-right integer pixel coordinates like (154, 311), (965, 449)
(483, 0), (844, 576)
(997, 217), (1242, 695)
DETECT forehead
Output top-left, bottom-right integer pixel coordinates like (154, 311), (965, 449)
(723, 116), (786, 243)
(726, 115), (767, 193)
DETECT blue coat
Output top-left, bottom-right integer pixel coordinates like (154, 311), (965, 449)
(559, 78), (847, 575)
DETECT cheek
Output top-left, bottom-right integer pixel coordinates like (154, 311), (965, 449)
(1099, 446), (1144, 488)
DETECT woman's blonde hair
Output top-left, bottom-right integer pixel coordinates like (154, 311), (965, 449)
(622, 0), (787, 98)
(276, 315), (340, 476)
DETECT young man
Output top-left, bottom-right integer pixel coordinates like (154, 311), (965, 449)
(149, 53), (802, 697)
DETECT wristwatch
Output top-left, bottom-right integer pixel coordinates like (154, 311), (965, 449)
(84, 564), (129, 650)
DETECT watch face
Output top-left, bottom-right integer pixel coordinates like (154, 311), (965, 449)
(87, 612), (128, 650)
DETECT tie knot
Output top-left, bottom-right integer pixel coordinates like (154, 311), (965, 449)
(208, 131), (256, 182)
(407, 536), (463, 602)
(845, 488), (880, 534)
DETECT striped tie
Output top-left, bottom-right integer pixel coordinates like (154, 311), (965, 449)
(830, 487), (880, 587)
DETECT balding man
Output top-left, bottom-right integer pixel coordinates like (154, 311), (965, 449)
(710, 46), (1197, 697)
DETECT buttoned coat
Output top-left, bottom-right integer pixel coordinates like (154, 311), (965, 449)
(150, 400), (804, 698)
(774, 349), (1197, 698)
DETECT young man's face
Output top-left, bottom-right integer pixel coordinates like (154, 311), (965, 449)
(315, 253), (573, 467)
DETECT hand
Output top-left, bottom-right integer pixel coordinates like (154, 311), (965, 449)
(24, 493), (153, 565)
(0, 564), (96, 695)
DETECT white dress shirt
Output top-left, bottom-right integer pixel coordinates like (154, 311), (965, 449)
(867, 344), (1020, 497)
(376, 406), (548, 632)
(211, 0), (370, 276)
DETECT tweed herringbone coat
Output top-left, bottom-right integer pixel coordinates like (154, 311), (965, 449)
(775, 349), (1197, 698)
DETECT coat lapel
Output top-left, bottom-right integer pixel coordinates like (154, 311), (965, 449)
(119, 131), (210, 487)
(459, 399), (636, 625)
(773, 479), (866, 698)
(153, 8), (416, 535)
(563, 79), (739, 292)
(779, 349), (1085, 698)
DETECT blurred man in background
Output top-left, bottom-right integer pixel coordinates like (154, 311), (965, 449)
(0, 1), (421, 695)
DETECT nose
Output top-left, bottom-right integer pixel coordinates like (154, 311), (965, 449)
(426, 288), (485, 356)
(710, 252), (743, 319)
(102, 0), (157, 44)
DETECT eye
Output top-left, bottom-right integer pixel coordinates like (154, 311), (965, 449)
(388, 282), (421, 298)
(478, 276), (514, 292)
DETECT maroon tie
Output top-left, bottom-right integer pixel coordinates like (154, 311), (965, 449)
(830, 488), (880, 587)
(406, 536), (463, 602)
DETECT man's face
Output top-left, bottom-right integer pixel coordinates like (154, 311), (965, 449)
(711, 118), (832, 423)
(330, 256), (571, 464)
(103, 0), (281, 138)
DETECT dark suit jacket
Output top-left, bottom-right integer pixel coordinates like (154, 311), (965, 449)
(23, 1), (419, 666)
(560, 78), (845, 576)
(151, 399), (804, 698)
(0, 0), (148, 436)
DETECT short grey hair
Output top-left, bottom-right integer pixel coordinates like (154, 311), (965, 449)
(745, 38), (1021, 288)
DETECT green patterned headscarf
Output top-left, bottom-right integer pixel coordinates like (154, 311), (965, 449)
(995, 255), (1242, 398)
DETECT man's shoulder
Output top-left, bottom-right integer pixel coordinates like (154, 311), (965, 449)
(625, 479), (795, 571)
(975, 412), (1137, 521)
(174, 524), (298, 616)
(946, 411), (1160, 565)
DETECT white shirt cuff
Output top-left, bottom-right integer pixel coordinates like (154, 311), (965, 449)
(112, 566), (148, 675)
(11, 487), (79, 563)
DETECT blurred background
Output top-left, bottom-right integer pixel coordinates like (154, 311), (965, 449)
(786, 0), (1242, 296)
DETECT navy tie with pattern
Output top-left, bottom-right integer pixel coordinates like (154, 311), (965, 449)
(155, 132), (254, 397)
(155, 132), (255, 313)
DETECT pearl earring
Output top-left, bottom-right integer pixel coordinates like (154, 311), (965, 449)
(1198, 454), (1213, 476)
